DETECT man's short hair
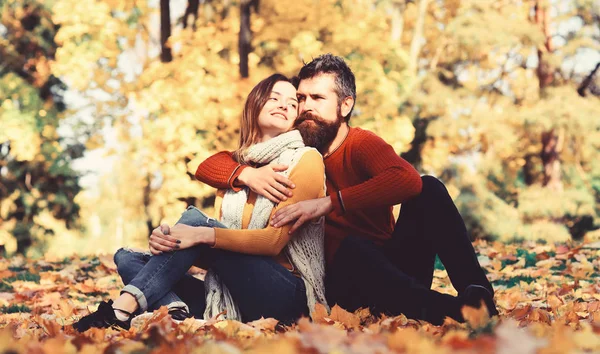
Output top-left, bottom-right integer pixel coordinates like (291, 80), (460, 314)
(298, 54), (356, 121)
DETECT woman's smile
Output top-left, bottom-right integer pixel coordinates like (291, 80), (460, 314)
(271, 111), (288, 120)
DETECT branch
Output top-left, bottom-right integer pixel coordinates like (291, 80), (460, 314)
(408, 0), (429, 74)
(577, 62), (600, 97)
(180, 0), (200, 30)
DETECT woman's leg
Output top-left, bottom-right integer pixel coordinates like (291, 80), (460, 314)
(209, 250), (308, 325)
(118, 206), (226, 313)
(170, 275), (207, 318)
(74, 206), (223, 332)
(113, 248), (202, 313)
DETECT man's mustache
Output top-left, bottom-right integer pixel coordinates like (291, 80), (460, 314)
(295, 112), (325, 126)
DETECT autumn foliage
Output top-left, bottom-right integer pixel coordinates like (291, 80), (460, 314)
(2, 0), (600, 351)
(1, 241), (600, 353)
(1, 0), (599, 257)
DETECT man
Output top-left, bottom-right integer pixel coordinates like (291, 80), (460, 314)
(195, 54), (498, 324)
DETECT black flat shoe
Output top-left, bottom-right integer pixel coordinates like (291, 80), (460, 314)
(73, 300), (132, 332)
(168, 306), (193, 321)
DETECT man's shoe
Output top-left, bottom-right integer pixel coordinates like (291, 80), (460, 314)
(73, 300), (132, 332)
(460, 284), (499, 317)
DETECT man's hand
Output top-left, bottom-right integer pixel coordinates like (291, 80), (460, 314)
(270, 196), (333, 234)
(149, 224), (179, 255)
(237, 164), (295, 203)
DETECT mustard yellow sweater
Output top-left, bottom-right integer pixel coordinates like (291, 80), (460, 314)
(211, 149), (325, 270)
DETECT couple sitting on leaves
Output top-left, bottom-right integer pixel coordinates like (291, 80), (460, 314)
(74, 54), (498, 333)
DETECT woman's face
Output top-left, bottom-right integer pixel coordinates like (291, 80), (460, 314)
(257, 81), (298, 141)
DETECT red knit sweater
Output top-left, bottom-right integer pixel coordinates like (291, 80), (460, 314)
(195, 127), (423, 263)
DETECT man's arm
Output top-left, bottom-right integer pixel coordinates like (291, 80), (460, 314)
(195, 151), (244, 191)
(330, 131), (422, 215)
(272, 131), (422, 231)
(195, 151), (295, 202)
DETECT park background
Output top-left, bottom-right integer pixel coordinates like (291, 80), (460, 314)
(1, 0), (600, 259)
(2, 1), (600, 353)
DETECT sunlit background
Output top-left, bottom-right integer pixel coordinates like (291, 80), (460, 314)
(1, 0), (599, 258)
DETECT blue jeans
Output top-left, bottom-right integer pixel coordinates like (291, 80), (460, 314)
(113, 206), (308, 324)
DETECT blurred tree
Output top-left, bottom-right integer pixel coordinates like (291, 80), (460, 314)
(28, 0), (599, 254)
(239, 0), (258, 78)
(401, 0), (600, 241)
(160, 0), (172, 63)
(48, 0), (416, 243)
(0, 0), (83, 255)
(181, 0), (200, 30)
(253, 0), (415, 151)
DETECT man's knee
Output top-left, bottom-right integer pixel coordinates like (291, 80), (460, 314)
(420, 175), (448, 197)
(332, 236), (381, 277)
(337, 236), (371, 260)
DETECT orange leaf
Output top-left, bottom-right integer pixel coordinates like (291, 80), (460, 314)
(36, 291), (62, 307)
(248, 317), (279, 331)
(98, 254), (117, 271)
(461, 301), (490, 328)
(329, 305), (360, 329)
(511, 305), (532, 320)
(311, 303), (329, 324)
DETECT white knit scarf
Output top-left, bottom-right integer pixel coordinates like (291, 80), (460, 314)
(203, 130), (328, 321)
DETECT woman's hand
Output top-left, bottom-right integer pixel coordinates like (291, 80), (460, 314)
(149, 224), (179, 255)
(169, 224), (216, 249)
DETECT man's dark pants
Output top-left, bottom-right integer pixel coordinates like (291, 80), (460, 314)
(325, 175), (494, 324)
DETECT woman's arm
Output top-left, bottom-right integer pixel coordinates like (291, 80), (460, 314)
(211, 150), (324, 256)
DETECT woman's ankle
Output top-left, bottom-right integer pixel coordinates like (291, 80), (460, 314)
(113, 308), (132, 321)
(112, 292), (140, 315)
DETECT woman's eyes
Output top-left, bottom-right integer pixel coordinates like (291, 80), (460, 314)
(270, 97), (297, 108)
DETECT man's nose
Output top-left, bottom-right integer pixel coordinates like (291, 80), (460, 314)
(301, 100), (313, 113)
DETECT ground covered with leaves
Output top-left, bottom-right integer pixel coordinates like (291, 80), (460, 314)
(1, 241), (600, 353)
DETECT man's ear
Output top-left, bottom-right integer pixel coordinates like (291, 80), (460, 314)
(340, 96), (354, 118)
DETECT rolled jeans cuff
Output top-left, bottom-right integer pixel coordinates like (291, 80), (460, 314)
(122, 284), (148, 312)
(166, 301), (189, 313)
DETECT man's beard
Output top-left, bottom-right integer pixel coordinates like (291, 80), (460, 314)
(294, 110), (343, 151)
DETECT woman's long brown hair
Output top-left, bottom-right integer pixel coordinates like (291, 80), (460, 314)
(233, 74), (293, 164)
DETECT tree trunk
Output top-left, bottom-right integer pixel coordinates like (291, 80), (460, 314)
(239, 0), (253, 78)
(541, 128), (564, 191)
(182, 0), (200, 30)
(523, 154), (537, 185)
(408, 0), (429, 74)
(535, 1), (554, 90)
(390, 1), (405, 42)
(144, 174), (154, 236)
(534, 0), (562, 191)
(160, 0), (173, 63)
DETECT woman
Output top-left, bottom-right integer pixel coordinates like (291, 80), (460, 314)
(73, 74), (328, 332)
